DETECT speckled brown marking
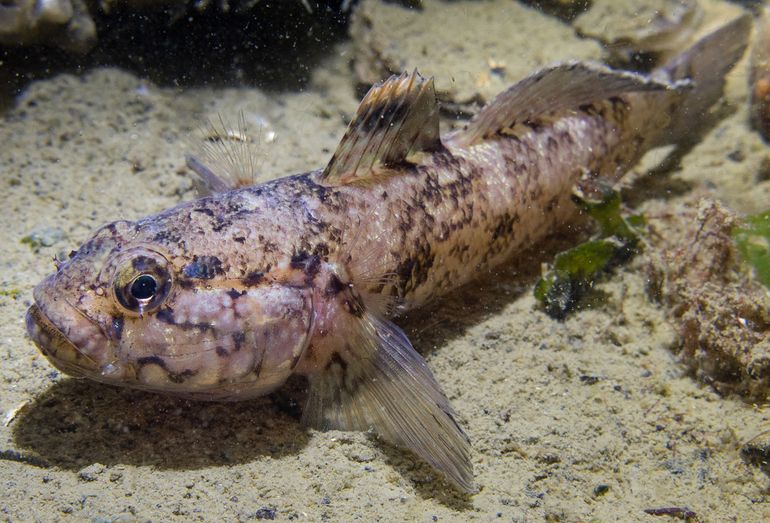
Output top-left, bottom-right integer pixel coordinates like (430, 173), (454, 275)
(177, 278), (195, 290)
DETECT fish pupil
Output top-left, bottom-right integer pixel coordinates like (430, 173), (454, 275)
(130, 274), (157, 301)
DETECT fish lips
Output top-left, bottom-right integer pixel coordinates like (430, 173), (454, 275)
(26, 278), (110, 379)
(26, 303), (94, 378)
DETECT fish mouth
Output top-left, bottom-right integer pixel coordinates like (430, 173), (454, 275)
(25, 304), (97, 378)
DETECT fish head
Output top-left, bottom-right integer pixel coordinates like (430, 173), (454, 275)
(27, 218), (314, 399)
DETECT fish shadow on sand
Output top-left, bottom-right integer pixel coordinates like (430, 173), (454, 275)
(622, 99), (741, 208)
(11, 378), (310, 472)
(11, 375), (474, 506)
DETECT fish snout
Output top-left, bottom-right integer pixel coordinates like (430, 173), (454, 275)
(26, 304), (93, 378)
(26, 281), (112, 379)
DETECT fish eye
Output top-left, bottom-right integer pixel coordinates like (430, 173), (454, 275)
(113, 253), (172, 315)
(130, 274), (157, 301)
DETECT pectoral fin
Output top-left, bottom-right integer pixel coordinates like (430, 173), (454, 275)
(302, 311), (473, 492)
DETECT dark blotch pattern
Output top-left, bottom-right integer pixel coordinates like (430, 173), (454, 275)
(137, 355), (168, 370)
(291, 251), (321, 281)
(232, 332), (246, 351)
(156, 307), (175, 325)
(325, 351), (349, 372)
(111, 316), (124, 340)
(325, 274), (347, 297)
(155, 307), (213, 331)
(182, 255), (224, 280)
(243, 271), (264, 286)
(227, 288), (246, 300)
(136, 355), (196, 383)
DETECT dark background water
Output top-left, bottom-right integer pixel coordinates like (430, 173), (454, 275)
(0, 0), (352, 107)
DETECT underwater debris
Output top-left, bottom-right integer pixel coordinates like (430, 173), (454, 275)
(644, 198), (770, 399)
(742, 437), (770, 475)
(534, 181), (644, 319)
(643, 506), (697, 520)
(20, 227), (66, 252)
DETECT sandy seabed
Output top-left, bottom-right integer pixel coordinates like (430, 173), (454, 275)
(1, 0), (769, 521)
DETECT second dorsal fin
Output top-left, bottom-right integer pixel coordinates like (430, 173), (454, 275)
(452, 61), (686, 147)
(321, 70), (442, 185)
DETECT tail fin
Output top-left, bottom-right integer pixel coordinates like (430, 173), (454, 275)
(653, 14), (752, 144)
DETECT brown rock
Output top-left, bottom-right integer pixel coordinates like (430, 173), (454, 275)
(0, 0), (96, 53)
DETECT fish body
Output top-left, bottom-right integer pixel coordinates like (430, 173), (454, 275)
(26, 16), (751, 491)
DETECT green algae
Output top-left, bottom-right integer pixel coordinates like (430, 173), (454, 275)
(534, 183), (643, 319)
(733, 209), (770, 289)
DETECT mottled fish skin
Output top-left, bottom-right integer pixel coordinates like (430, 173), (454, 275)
(341, 96), (662, 308)
(25, 15), (751, 492)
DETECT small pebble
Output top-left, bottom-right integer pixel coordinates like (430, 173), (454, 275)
(21, 226), (66, 249)
(254, 507), (276, 520)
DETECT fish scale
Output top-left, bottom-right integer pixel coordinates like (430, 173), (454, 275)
(26, 15), (751, 492)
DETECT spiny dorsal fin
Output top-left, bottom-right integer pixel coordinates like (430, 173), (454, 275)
(321, 70), (442, 185)
(186, 113), (268, 196)
(452, 61), (687, 147)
